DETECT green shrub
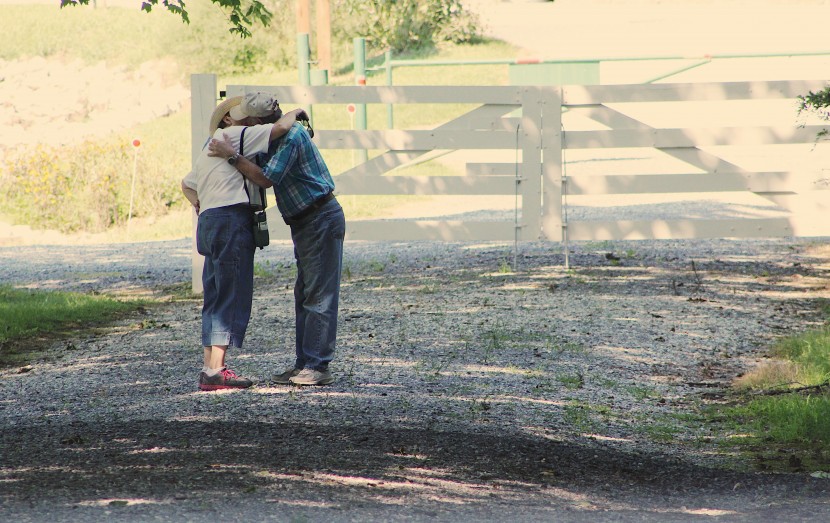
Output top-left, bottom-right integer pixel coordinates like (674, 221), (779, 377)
(0, 138), (184, 233)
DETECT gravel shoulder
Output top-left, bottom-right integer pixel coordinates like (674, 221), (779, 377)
(1, 237), (830, 522)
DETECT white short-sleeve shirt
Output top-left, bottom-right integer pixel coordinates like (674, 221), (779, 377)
(183, 124), (272, 212)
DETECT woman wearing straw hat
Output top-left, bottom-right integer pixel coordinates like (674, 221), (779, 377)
(182, 92), (308, 391)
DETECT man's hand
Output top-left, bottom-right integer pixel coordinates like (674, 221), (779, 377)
(207, 132), (236, 159)
(292, 108), (309, 121)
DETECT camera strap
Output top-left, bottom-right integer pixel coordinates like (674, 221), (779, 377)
(239, 127), (249, 200)
(237, 127), (268, 210)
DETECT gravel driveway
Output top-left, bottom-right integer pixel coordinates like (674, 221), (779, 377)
(1, 237), (830, 522)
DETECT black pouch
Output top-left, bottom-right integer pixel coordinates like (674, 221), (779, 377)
(253, 210), (269, 249)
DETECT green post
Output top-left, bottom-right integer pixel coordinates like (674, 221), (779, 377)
(298, 33), (313, 123)
(297, 33), (311, 86)
(353, 37), (368, 163)
(308, 69), (329, 122)
(385, 50), (393, 129)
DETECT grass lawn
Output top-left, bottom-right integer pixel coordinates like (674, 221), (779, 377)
(709, 300), (830, 471)
(0, 285), (150, 369)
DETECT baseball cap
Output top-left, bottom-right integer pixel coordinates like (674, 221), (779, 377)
(228, 92), (279, 121)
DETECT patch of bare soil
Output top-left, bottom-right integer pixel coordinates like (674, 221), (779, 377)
(0, 56), (188, 153)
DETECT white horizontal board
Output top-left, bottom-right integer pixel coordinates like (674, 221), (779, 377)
(315, 129), (521, 149)
(563, 218), (796, 241)
(345, 220), (521, 241)
(467, 163), (520, 176)
(565, 172), (804, 195)
(567, 105), (650, 130)
(658, 147), (745, 174)
(336, 151), (427, 178)
(270, 214), (827, 241)
(438, 105), (521, 131)
(563, 126), (828, 148)
(227, 85), (538, 105)
(562, 80), (829, 105)
(462, 117), (523, 132)
(335, 175), (519, 195)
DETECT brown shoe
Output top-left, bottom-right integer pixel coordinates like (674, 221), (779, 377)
(272, 367), (301, 385)
(289, 368), (334, 386)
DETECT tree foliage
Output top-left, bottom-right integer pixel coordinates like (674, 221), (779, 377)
(797, 86), (830, 140)
(59, 0), (483, 56)
(338, 0), (482, 54)
(59, 0), (272, 38)
(798, 87), (830, 122)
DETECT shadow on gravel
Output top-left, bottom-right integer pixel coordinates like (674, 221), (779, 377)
(2, 419), (829, 521)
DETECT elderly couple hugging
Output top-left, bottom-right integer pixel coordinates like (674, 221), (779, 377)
(181, 92), (345, 391)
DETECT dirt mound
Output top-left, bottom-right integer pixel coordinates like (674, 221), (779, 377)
(0, 56), (189, 152)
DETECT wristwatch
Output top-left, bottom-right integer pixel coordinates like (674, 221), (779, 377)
(227, 153), (240, 166)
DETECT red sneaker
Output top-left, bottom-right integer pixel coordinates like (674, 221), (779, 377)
(198, 368), (253, 391)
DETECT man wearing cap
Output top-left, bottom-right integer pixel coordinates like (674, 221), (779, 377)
(182, 92), (307, 391)
(208, 105), (345, 387)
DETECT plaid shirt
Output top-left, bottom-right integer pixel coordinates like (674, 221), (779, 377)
(262, 123), (335, 219)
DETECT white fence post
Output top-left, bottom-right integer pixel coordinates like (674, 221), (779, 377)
(541, 86), (563, 242)
(190, 74), (216, 294)
(518, 86), (544, 241)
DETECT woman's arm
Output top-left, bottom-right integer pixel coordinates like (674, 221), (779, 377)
(207, 138), (273, 189)
(208, 107), (307, 188)
(181, 179), (200, 213)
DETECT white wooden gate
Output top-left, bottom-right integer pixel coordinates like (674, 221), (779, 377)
(557, 80), (830, 241)
(191, 75), (829, 243)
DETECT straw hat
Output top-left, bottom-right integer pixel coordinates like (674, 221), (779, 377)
(208, 92), (280, 136)
(208, 96), (243, 136)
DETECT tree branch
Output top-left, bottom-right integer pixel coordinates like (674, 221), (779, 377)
(750, 380), (830, 397)
(59, 0), (271, 38)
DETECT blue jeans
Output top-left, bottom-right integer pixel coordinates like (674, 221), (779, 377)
(196, 204), (255, 349)
(290, 198), (345, 371)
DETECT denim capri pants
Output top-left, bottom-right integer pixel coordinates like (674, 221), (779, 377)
(196, 204), (256, 349)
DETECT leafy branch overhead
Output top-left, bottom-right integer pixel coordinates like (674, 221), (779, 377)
(59, 0), (272, 38)
(798, 87), (830, 121)
(797, 86), (830, 140)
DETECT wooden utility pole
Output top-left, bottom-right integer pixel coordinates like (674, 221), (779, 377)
(315, 0), (331, 73)
(296, 0), (311, 34)
(296, 0), (331, 77)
